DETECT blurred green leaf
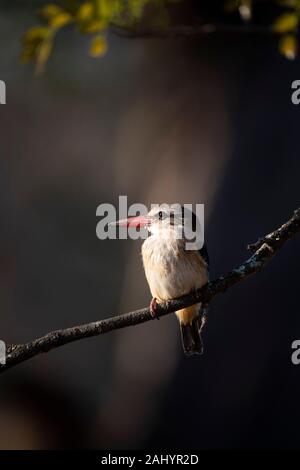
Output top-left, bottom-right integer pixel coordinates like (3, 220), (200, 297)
(21, 0), (161, 71)
(23, 26), (50, 43)
(273, 13), (299, 33)
(24, 0), (300, 71)
(279, 33), (298, 59)
(36, 39), (53, 73)
(40, 4), (72, 28)
(89, 34), (107, 56)
(77, 2), (94, 22)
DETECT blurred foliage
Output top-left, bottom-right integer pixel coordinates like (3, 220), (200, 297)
(226, 0), (300, 60)
(273, 0), (300, 59)
(21, 0), (300, 73)
(21, 0), (175, 73)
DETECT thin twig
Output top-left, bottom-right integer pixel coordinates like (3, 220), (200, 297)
(110, 22), (275, 39)
(1, 208), (299, 374)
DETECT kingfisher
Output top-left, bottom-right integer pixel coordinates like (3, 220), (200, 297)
(113, 205), (209, 356)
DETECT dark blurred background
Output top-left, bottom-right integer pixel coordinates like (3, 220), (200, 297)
(0, 0), (299, 449)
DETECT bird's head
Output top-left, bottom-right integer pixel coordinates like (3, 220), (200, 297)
(146, 205), (184, 235)
(112, 204), (199, 239)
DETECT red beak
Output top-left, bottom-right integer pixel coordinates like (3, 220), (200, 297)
(109, 216), (150, 228)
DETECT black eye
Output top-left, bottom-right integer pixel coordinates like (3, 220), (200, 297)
(158, 211), (163, 220)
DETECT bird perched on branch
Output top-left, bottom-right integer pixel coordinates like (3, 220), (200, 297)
(114, 205), (209, 355)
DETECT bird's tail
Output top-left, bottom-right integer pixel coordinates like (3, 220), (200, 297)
(180, 317), (203, 356)
(177, 305), (207, 356)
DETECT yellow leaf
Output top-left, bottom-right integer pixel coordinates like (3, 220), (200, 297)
(21, 27), (51, 66)
(49, 12), (72, 28)
(273, 13), (299, 33)
(23, 26), (49, 43)
(77, 2), (94, 22)
(40, 4), (64, 19)
(36, 39), (53, 74)
(80, 20), (106, 34)
(89, 35), (107, 57)
(95, 0), (112, 20)
(40, 3), (72, 28)
(279, 34), (298, 60)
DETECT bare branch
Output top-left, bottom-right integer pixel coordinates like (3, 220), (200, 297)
(2, 208), (299, 374)
(110, 22), (275, 39)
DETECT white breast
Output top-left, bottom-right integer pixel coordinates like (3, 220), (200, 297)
(141, 231), (208, 302)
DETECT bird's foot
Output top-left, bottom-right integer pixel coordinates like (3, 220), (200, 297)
(150, 297), (160, 320)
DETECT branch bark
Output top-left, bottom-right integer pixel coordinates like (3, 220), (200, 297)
(2, 208), (300, 374)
